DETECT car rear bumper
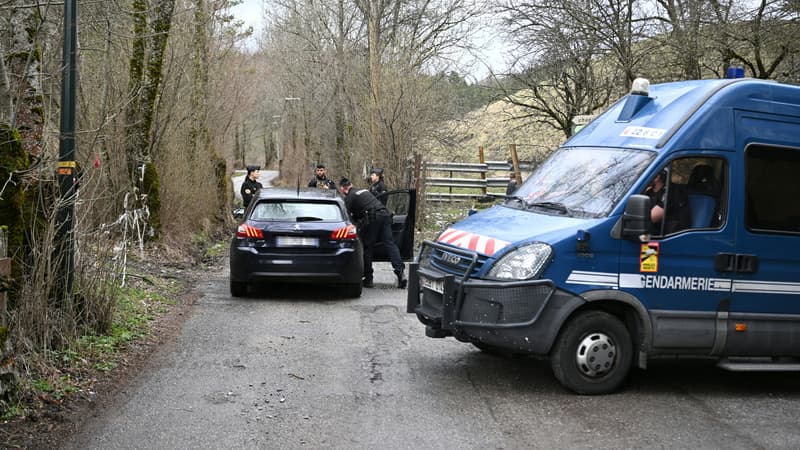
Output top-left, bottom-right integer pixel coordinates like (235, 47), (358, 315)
(230, 246), (363, 285)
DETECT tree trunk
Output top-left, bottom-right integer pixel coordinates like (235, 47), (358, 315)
(0, 125), (28, 303)
(0, 45), (11, 124)
(190, 0), (227, 221)
(124, 0), (177, 237)
(368, 11), (381, 165)
(8, 4), (45, 157)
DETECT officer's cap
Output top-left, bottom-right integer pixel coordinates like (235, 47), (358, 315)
(246, 165), (260, 174)
(370, 167), (384, 176)
(316, 163), (326, 169)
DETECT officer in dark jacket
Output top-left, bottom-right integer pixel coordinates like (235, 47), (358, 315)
(339, 177), (405, 288)
(506, 172), (519, 196)
(368, 167), (387, 200)
(241, 165), (263, 208)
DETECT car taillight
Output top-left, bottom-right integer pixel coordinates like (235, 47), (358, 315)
(331, 225), (357, 240)
(237, 224), (264, 238)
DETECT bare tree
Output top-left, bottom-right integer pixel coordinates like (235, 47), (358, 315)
(5, 0), (47, 156)
(654, 0), (711, 79)
(264, 0), (482, 183)
(573, 0), (655, 85)
(708, 0), (800, 79)
(494, 0), (619, 138)
(124, 0), (177, 235)
(0, 45), (11, 124)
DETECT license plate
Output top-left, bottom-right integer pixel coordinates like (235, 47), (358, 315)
(420, 276), (444, 294)
(276, 236), (319, 247)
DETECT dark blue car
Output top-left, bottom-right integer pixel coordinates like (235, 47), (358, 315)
(230, 187), (416, 298)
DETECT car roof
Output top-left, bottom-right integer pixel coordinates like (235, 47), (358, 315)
(255, 187), (342, 202)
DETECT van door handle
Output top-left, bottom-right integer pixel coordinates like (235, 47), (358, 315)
(714, 253), (758, 273)
(735, 254), (758, 273)
(714, 253), (736, 272)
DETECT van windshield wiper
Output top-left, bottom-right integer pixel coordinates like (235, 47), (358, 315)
(528, 201), (569, 214)
(504, 195), (526, 205)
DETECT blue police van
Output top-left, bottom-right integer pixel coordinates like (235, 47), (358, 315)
(407, 77), (800, 394)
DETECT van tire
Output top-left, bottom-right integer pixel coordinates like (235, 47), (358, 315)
(550, 310), (632, 395)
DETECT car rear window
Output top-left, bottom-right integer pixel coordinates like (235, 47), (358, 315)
(250, 201), (344, 222)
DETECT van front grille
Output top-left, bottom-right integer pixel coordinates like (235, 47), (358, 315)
(428, 246), (486, 278)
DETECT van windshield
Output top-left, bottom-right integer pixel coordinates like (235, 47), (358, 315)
(511, 147), (654, 218)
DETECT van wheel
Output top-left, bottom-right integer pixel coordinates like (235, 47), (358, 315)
(550, 311), (632, 395)
(230, 280), (248, 297)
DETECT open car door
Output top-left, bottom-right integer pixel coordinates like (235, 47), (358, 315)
(372, 189), (416, 261)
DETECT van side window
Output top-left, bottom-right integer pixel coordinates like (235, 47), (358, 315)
(646, 157), (727, 237)
(746, 145), (800, 233)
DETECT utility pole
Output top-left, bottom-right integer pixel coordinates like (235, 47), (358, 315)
(56, 0), (78, 303)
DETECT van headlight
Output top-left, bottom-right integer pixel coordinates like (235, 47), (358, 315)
(487, 242), (552, 280)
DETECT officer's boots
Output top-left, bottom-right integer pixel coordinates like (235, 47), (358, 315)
(395, 270), (407, 289)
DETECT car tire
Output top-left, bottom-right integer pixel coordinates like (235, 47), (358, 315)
(550, 310), (633, 395)
(230, 280), (248, 297)
(343, 282), (362, 298)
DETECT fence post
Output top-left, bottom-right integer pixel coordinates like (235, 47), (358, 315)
(509, 143), (521, 185)
(448, 170), (453, 196)
(413, 153), (422, 193)
(414, 153), (423, 229)
(479, 146), (486, 196)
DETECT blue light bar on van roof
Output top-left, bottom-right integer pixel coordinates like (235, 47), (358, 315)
(725, 66), (745, 79)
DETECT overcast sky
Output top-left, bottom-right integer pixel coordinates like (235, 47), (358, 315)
(232, 0), (266, 47)
(230, 0), (508, 81)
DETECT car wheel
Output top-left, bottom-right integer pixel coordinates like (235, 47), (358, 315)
(230, 280), (248, 297)
(550, 310), (633, 395)
(342, 282), (362, 298)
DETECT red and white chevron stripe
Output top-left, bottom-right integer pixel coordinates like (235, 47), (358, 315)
(437, 228), (511, 256)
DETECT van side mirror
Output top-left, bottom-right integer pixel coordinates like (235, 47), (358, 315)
(621, 194), (650, 241)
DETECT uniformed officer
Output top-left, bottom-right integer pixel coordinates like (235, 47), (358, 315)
(506, 172), (519, 196)
(241, 165), (263, 208)
(368, 167), (387, 204)
(339, 177), (406, 288)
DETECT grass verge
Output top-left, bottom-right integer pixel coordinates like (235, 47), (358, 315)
(1, 267), (186, 422)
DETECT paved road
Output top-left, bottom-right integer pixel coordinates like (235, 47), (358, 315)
(64, 260), (800, 449)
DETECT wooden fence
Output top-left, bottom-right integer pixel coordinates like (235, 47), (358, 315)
(418, 146), (534, 202)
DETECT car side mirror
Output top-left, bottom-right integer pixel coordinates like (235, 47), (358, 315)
(621, 194), (650, 242)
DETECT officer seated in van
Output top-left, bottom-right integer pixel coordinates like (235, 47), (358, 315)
(644, 169), (690, 235)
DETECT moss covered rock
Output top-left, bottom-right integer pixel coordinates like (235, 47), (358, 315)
(0, 125), (29, 303)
